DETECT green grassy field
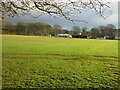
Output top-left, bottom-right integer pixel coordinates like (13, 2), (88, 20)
(2, 35), (118, 88)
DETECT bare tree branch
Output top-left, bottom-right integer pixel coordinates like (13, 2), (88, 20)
(0, 0), (111, 22)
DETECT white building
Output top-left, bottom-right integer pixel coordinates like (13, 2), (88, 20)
(57, 34), (72, 38)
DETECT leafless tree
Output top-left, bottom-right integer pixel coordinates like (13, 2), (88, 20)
(0, 0), (111, 22)
(53, 24), (62, 35)
(72, 25), (81, 35)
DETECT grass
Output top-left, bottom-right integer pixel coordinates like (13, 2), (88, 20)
(2, 35), (119, 88)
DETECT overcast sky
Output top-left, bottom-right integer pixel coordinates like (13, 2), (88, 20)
(6, 1), (118, 31)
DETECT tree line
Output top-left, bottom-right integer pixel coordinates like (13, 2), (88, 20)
(2, 21), (118, 39)
(2, 21), (67, 36)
